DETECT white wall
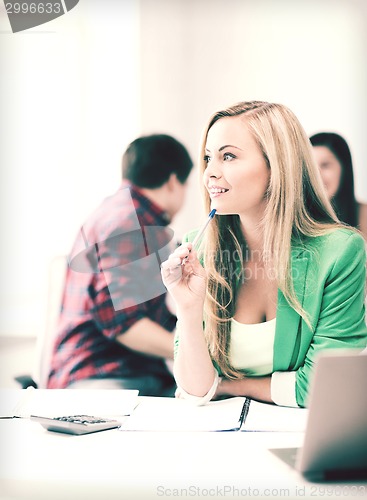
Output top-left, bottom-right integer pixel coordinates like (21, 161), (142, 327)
(0, 0), (140, 336)
(139, 0), (367, 239)
(1, 0), (366, 338)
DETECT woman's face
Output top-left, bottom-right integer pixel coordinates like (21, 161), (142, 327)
(312, 146), (342, 200)
(203, 115), (270, 218)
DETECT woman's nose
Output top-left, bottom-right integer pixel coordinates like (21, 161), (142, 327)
(205, 160), (222, 179)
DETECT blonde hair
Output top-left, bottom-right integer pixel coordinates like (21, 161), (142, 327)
(198, 101), (344, 378)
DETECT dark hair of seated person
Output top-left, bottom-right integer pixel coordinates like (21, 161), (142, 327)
(310, 132), (358, 227)
(122, 134), (193, 188)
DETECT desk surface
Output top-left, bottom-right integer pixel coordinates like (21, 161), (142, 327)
(1, 397), (366, 500)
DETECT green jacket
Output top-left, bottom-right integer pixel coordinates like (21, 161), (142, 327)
(179, 227), (367, 407)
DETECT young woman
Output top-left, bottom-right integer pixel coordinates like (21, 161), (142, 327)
(161, 101), (367, 408)
(310, 131), (367, 241)
(309, 132), (358, 227)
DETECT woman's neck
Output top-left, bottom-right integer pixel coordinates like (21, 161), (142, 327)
(239, 217), (264, 259)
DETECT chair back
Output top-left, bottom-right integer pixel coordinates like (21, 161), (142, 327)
(33, 255), (68, 388)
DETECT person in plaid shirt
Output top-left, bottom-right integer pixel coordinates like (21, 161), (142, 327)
(47, 134), (193, 395)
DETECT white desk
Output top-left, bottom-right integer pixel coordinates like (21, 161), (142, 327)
(0, 398), (366, 500)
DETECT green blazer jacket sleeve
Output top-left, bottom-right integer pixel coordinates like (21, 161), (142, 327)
(275, 228), (367, 407)
(177, 227), (367, 408)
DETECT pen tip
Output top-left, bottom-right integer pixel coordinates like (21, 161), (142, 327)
(209, 209), (216, 218)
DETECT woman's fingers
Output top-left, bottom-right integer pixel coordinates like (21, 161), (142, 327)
(160, 246), (190, 289)
(161, 256), (181, 270)
(161, 244), (192, 270)
(161, 258), (182, 289)
(161, 243), (207, 305)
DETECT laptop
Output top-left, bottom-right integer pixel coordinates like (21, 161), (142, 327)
(270, 350), (367, 481)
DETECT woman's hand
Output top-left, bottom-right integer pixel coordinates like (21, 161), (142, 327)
(161, 243), (207, 309)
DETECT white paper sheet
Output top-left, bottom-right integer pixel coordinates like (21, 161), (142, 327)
(119, 396), (247, 432)
(243, 400), (308, 432)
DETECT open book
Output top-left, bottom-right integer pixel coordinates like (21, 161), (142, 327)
(0, 388), (139, 419)
(242, 399), (308, 432)
(119, 396), (308, 432)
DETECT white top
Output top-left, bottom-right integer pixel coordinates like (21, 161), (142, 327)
(229, 317), (276, 376)
(175, 316), (299, 408)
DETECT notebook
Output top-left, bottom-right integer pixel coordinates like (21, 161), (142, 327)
(118, 395), (308, 432)
(119, 396), (248, 432)
(269, 350), (367, 481)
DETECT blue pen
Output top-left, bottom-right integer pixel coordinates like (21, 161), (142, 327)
(182, 209), (216, 265)
(191, 208), (216, 250)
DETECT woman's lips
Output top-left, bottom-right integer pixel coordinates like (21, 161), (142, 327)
(208, 186), (229, 198)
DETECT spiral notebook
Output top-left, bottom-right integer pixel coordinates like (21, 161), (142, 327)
(118, 396), (308, 432)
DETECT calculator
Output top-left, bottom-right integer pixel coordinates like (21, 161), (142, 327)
(30, 415), (122, 435)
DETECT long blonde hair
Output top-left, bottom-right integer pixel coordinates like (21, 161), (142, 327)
(198, 101), (343, 378)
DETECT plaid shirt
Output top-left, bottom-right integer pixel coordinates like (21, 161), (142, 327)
(47, 181), (177, 388)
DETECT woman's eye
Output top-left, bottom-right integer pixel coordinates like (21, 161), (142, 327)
(223, 152), (236, 161)
(203, 155), (211, 163)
